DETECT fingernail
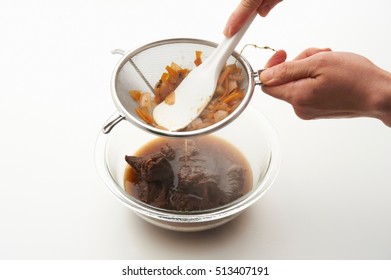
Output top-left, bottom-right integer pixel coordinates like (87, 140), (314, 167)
(260, 68), (273, 84)
(223, 25), (232, 37)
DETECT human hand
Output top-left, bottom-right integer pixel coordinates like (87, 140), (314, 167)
(224, 0), (282, 37)
(260, 48), (391, 127)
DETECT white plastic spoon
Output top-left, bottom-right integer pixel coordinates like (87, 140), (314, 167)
(153, 12), (257, 131)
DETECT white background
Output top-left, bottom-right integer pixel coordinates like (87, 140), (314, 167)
(0, 0), (390, 260)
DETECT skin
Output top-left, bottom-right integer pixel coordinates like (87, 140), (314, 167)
(224, 1), (391, 127)
(224, 0), (282, 37)
(261, 49), (391, 127)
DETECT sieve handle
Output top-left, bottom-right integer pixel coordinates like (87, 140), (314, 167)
(254, 69), (266, 86)
(102, 113), (125, 134)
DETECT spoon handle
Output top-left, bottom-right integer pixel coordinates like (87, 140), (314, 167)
(206, 12), (257, 71)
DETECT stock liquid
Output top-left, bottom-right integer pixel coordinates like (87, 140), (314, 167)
(124, 135), (252, 211)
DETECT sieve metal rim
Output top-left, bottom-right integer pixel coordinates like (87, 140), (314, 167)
(108, 38), (256, 138)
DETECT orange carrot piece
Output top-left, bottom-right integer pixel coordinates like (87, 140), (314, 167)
(135, 107), (155, 125)
(194, 51), (203, 66)
(221, 90), (244, 104)
(217, 66), (232, 86)
(129, 90), (141, 102)
(165, 65), (179, 79)
(161, 72), (170, 82)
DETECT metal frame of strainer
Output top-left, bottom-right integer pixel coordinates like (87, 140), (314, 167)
(102, 38), (264, 137)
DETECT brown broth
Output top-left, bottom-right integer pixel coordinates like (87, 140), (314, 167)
(124, 135), (252, 211)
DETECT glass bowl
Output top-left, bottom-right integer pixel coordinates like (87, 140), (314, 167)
(95, 106), (280, 231)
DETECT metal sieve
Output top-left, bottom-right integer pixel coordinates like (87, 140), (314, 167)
(102, 38), (264, 137)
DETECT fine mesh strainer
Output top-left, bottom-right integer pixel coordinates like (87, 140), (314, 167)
(102, 38), (263, 137)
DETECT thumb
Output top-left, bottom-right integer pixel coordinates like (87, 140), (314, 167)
(224, 0), (260, 37)
(260, 59), (316, 86)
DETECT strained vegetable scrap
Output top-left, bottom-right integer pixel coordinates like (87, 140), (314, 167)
(129, 51), (246, 131)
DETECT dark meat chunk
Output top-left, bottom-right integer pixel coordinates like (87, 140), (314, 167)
(226, 164), (245, 200)
(170, 140), (228, 211)
(177, 165), (220, 195)
(171, 163), (227, 211)
(131, 180), (171, 209)
(170, 186), (228, 211)
(125, 144), (175, 208)
(160, 143), (176, 161)
(125, 144), (175, 183)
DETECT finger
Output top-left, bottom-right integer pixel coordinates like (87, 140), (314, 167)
(224, 0), (263, 37)
(294, 47), (332, 60)
(258, 0), (283, 16)
(264, 49), (287, 68)
(260, 59), (317, 86)
(261, 81), (294, 102)
(261, 78), (315, 105)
